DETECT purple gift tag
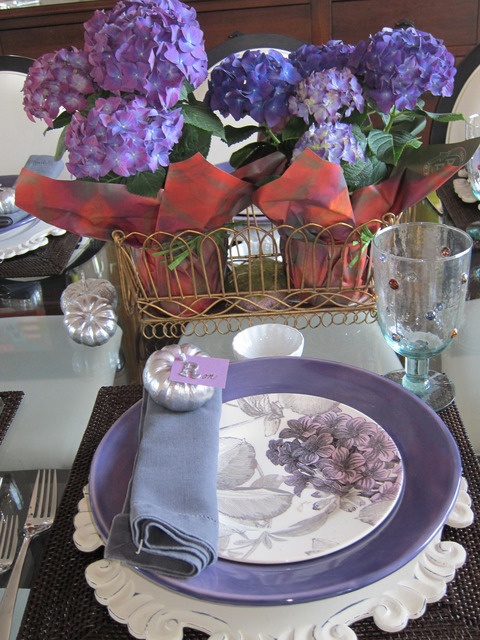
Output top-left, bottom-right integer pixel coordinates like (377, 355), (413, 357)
(170, 355), (230, 388)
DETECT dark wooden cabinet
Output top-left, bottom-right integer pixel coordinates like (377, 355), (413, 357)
(331, 0), (480, 64)
(0, 0), (478, 68)
(0, 0), (330, 59)
(192, 0), (331, 49)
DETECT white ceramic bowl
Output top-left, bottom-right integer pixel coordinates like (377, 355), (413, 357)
(232, 324), (304, 360)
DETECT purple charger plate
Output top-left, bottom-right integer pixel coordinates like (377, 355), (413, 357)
(0, 213), (35, 233)
(89, 358), (462, 606)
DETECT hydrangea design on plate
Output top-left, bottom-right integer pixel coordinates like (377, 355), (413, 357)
(266, 406), (402, 502)
(217, 393), (403, 564)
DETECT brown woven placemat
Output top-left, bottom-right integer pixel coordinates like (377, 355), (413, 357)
(0, 231), (81, 279)
(0, 391), (23, 446)
(438, 177), (480, 250)
(17, 386), (480, 640)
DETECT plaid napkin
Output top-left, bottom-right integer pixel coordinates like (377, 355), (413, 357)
(105, 387), (222, 578)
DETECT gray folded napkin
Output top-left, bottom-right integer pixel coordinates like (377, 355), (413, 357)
(105, 387), (222, 579)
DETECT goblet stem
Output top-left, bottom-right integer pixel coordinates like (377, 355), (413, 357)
(385, 363), (456, 412)
(402, 357), (431, 395)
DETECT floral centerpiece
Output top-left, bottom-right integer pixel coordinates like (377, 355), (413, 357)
(14, 16), (480, 313)
(204, 28), (479, 302)
(15, 0), (256, 315)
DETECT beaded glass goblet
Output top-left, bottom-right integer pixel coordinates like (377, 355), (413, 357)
(372, 222), (472, 412)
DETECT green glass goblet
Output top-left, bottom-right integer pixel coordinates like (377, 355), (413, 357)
(372, 222), (472, 412)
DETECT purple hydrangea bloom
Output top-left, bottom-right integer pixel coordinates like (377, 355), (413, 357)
(289, 67), (365, 124)
(289, 40), (355, 79)
(317, 446), (366, 484)
(84, 0), (208, 110)
(352, 27), (456, 113)
(205, 49), (301, 130)
(64, 95), (183, 179)
(293, 122), (365, 165)
(267, 410), (402, 500)
(331, 416), (378, 449)
(354, 458), (392, 491)
(23, 48), (95, 127)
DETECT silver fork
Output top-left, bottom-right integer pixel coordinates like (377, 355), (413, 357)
(0, 469), (57, 639)
(0, 515), (18, 574)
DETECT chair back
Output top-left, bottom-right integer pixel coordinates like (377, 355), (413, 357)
(206, 33), (305, 66)
(0, 55), (64, 176)
(430, 44), (480, 145)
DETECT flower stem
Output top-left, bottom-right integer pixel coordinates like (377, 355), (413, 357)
(265, 127), (282, 145)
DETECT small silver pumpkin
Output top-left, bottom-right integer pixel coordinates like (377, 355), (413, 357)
(0, 188), (18, 215)
(60, 278), (118, 312)
(143, 343), (215, 412)
(63, 293), (117, 346)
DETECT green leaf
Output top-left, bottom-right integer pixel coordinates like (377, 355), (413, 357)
(51, 111), (72, 130)
(349, 225), (377, 267)
(342, 155), (388, 191)
(224, 124), (261, 146)
(169, 122), (212, 163)
(375, 110), (391, 128)
(368, 128), (421, 166)
(281, 116), (308, 141)
(229, 140), (276, 168)
(422, 110), (466, 123)
(153, 229), (229, 270)
(256, 173), (283, 186)
(367, 129), (395, 163)
(350, 123), (368, 151)
(125, 168), (167, 198)
(391, 129), (422, 147)
(342, 109), (368, 128)
(54, 127), (67, 161)
(180, 79), (195, 101)
(389, 111), (426, 137)
(182, 103), (225, 138)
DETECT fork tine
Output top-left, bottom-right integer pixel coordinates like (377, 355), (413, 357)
(37, 469), (46, 518)
(50, 470), (58, 518)
(0, 519), (7, 558)
(0, 515), (18, 562)
(29, 470), (41, 519)
(39, 469), (57, 518)
(6, 516), (18, 560)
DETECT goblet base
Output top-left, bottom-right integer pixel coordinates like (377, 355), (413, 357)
(384, 370), (455, 413)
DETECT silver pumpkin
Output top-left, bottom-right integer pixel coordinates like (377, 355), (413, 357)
(63, 293), (117, 346)
(143, 343), (215, 412)
(60, 278), (118, 312)
(0, 188), (17, 215)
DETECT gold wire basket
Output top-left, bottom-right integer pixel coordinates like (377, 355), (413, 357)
(113, 210), (395, 340)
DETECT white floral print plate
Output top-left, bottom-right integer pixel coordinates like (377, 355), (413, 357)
(217, 392), (403, 564)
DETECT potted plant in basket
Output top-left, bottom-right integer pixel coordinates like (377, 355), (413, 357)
(204, 27), (479, 304)
(15, 0), (255, 316)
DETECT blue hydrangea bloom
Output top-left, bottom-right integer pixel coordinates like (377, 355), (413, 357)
(23, 48), (95, 127)
(64, 95), (183, 179)
(84, 0), (208, 110)
(293, 122), (365, 165)
(205, 49), (301, 129)
(289, 68), (365, 124)
(352, 27), (456, 114)
(289, 41), (355, 79)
